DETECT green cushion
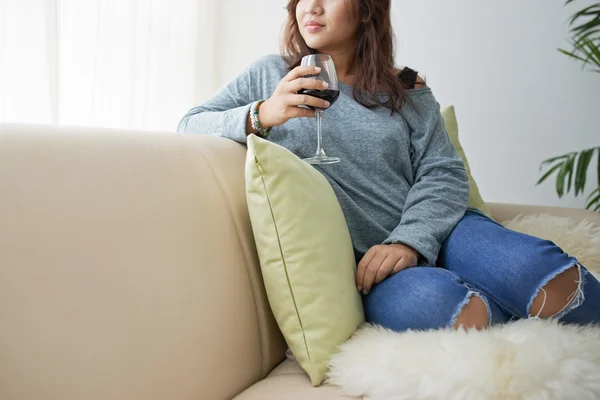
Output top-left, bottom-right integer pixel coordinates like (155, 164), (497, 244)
(441, 106), (490, 216)
(245, 135), (364, 386)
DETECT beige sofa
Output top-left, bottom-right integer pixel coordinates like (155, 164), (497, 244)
(2, 124), (598, 400)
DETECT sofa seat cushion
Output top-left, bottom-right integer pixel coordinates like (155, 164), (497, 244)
(233, 360), (357, 400)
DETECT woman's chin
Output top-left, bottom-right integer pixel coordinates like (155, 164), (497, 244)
(302, 37), (329, 52)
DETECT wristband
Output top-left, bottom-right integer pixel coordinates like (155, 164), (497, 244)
(250, 100), (272, 138)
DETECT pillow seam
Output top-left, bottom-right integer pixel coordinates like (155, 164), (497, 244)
(256, 158), (313, 364)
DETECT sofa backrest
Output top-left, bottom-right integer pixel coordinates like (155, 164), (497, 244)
(0, 124), (287, 400)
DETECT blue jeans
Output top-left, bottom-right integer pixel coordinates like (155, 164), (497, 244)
(364, 211), (600, 331)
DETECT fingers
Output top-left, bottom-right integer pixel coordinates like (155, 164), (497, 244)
(392, 257), (412, 274)
(375, 255), (397, 285)
(270, 66), (329, 125)
(357, 244), (419, 296)
(285, 65), (321, 82)
(356, 247), (376, 291)
(360, 252), (387, 295)
(287, 93), (330, 109)
(290, 78), (329, 92)
(288, 107), (316, 119)
(387, 243), (419, 270)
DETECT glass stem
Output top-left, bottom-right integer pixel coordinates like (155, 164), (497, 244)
(315, 110), (326, 157)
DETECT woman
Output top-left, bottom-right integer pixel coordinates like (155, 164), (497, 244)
(178, 0), (600, 331)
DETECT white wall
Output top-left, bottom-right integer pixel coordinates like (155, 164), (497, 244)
(217, 0), (600, 208)
(217, 0), (286, 85)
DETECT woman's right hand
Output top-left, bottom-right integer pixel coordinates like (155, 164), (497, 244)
(258, 66), (332, 128)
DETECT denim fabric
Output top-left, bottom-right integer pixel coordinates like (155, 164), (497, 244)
(364, 211), (600, 332)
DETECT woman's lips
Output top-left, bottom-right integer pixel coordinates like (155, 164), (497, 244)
(305, 21), (324, 33)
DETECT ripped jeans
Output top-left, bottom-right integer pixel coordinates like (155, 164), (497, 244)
(364, 210), (600, 332)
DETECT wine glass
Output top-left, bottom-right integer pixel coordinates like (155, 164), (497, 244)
(299, 54), (341, 165)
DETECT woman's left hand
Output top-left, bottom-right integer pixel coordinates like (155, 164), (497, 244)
(356, 244), (419, 295)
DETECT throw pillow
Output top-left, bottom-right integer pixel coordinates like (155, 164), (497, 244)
(245, 134), (365, 386)
(441, 106), (490, 216)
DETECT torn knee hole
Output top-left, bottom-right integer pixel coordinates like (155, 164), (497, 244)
(529, 264), (585, 319)
(453, 294), (489, 330)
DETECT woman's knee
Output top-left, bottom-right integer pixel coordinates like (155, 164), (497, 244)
(529, 264), (584, 319)
(453, 295), (489, 330)
(363, 267), (488, 332)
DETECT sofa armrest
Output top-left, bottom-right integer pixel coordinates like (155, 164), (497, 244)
(488, 202), (600, 226)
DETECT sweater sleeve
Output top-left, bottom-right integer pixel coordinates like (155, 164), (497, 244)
(382, 95), (469, 265)
(176, 57), (272, 143)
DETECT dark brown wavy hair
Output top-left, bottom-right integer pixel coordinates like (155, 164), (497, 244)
(282, 0), (406, 113)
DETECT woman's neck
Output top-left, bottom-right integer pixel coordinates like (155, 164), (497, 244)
(317, 46), (355, 84)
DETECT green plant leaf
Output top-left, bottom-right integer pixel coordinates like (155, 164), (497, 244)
(587, 186), (600, 201)
(571, 17), (600, 39)
(583, 38), (600, 64)
(567, 166), (573, 194)
(540, 152), (572, 169)
(566, 155), (576, 193)
(566, 3), (600, 37)
(537, 162), (564, 185)
(586, 187), (600, 211)
(559, 47), (589, 63)
(575, 149), (595, 195)
(556, 161), (569, 197)
(561, 1), (600, 72)
(598, 148), (600, 186)
(565, 37), (600, 71)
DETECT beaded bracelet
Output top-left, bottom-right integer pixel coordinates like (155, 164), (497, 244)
(250, 100), (272, 138)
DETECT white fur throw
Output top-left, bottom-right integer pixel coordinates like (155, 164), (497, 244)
(327, 214), (600, 400)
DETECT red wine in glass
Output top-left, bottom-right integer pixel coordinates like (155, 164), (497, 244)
(299, 54), (341, 165)
(297, 89), (340, 111)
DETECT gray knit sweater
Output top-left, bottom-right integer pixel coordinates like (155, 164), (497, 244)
(178, 54), (470, 265)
